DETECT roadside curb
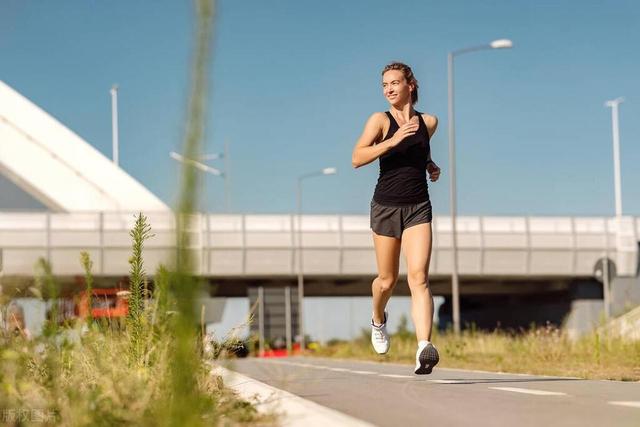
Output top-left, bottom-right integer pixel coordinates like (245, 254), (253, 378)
(213, 365), (375, 427)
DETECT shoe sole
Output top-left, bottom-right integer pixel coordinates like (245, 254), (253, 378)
(372, 339), (390, 355)
(374, 347), (389, 355)
(414, 345), (439, 375)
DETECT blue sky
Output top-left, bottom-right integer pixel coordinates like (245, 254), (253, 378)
(2, 0), (639, 216)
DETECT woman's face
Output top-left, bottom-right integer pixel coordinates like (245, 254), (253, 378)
(382, 70), (413, 107)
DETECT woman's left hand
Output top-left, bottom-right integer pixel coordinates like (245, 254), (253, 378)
(427, 162), (440, 182)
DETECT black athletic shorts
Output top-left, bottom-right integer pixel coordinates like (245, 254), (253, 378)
(370, 199), (432, 239)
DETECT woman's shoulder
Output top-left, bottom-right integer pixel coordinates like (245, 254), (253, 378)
(365, 111), (390, 127)
(419, 112), (438, 128)
(369, 111), (389, 121)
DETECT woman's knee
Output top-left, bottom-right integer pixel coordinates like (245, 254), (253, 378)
(375, 275), (398, 292)
(407, 270), (428, 288)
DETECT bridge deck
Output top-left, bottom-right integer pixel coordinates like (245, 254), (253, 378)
(0, 212), (637, 278)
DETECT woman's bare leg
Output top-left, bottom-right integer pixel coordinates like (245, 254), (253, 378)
(401, 223), (434, 341)
(371, 232), (401, 324)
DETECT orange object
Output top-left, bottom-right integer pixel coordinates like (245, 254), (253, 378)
(76, 288), (129, 319)
(259, 343), (303, 358)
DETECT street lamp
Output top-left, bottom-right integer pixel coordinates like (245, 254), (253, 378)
(295, 167), (337, 352)
(170, 150), (226, 277)
(189, 142), (232, 212)
(603, 97), (625, 320)
(448, 39), (513, 334)
(604, 97), (624, 219)
(170, 143), (231, 212)
(170, 151), (223, 176)
(170, 151), (225, 216)
(110, 85), (119, 166)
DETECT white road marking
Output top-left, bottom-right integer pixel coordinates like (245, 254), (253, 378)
(608, 401), (640, 408)
(316, 357), (582, 380)
(276, 361), (378, 376)
(260, 359), (578, 392)
(489, 387), (567, 396)
(268, 360), (329, 370)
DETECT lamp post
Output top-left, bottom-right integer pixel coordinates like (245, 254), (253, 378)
(603, 97), (624, 320)
(170, 151), (224, 213)
(110, 85), (119, 166)
(193, 141), (231, 212)
(448, 39), (512, 334)
(296, 167), (337, 352)
(604, 97), (624, 220)
(170, 151), (225, 275)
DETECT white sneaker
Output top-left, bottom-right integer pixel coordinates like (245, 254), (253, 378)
(414, 341), (439, 375)
(371, 311), (390, 355)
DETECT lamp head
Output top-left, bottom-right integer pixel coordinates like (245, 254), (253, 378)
(490, 39), (513, 49)
(605, 97), (625, 108)
(322, 167), (337, 175)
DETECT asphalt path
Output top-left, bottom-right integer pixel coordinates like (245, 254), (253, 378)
(226, 356), (640, 427)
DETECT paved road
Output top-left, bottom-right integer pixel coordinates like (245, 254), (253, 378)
(225, 356), (640, 427)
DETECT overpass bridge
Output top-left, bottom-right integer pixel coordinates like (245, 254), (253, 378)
(1, 211), (638, 334)
(0, 211), (637, 279)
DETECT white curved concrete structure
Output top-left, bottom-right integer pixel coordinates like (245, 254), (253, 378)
(0, 80), (169, 212)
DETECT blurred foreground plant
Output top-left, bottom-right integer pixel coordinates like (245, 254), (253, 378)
(0, 0), (273, 424)
(0, 212), (269, 426)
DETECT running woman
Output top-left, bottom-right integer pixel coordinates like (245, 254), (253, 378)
(351, 62), (441, 375)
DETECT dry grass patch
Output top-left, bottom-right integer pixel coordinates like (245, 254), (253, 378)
(316, 317), (640, 381)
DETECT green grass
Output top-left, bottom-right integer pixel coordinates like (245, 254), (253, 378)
(315, 316), (640, 381)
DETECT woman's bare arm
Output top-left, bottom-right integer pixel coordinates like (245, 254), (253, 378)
(351, 113), (388, 168)
(423, 113), (440, 181)
(423, 113), (438, 140)
(352, 112), (418, 168)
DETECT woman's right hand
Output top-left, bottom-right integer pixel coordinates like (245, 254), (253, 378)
(390, 118), (419, 146)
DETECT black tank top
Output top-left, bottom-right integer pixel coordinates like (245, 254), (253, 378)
(373, 111), (431, 205)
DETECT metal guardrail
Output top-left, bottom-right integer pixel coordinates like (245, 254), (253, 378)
(0, 212), (637, 278)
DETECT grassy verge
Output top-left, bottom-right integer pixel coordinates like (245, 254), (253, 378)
(0, 213), (273, 426)
(314, 316), (640, 381)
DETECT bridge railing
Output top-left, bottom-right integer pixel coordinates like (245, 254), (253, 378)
(0, 212), (637, 278)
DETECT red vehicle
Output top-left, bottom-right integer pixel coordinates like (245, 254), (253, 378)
(76, 288), (129, 319)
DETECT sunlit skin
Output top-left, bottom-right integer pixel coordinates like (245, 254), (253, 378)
(351, 69), (440, 342)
